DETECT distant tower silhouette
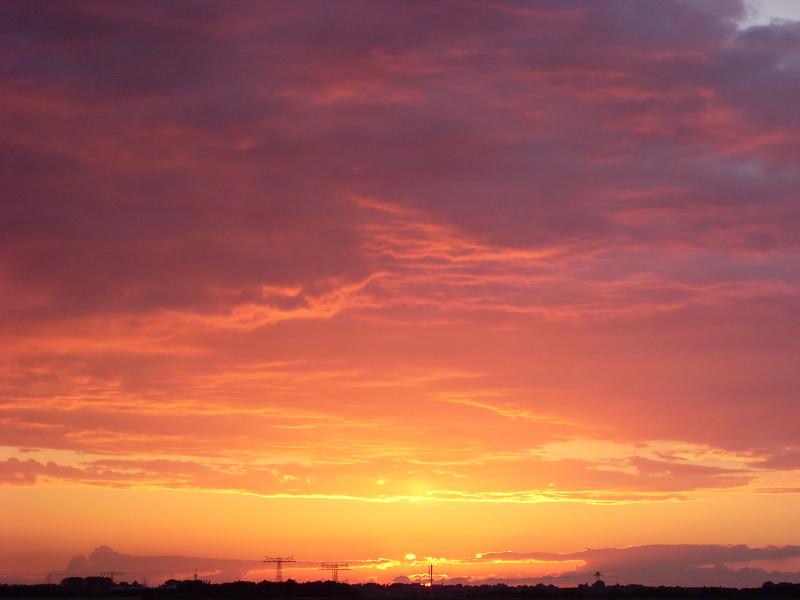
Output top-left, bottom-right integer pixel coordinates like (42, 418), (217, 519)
(594, 571), (603, 584)
(320, 563), (351, 583)
(263, 556), (295, 583)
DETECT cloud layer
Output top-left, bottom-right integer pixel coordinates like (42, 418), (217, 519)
(16, 544), (800, 588)
(2, 0), (800, 575)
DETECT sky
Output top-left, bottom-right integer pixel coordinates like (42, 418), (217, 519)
(751, 0), (800, 24)
(2, 0), (800, 588)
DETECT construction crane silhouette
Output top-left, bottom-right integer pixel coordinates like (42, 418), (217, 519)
(263, 556), (295, 583)
(320, 563), (351, 583)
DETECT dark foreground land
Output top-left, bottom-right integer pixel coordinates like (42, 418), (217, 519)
(3, 579), (800, 600)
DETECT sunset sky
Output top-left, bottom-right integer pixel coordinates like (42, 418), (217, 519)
(2, 0), (800, 587)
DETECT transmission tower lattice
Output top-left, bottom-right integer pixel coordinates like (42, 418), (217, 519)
(320, 563), (351, 583)
(263, 556), (295, 583)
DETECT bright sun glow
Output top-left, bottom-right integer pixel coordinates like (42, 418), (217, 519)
(404, 553), (417, 561)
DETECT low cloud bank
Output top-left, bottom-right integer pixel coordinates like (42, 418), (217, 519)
(9, 544), (799, 588)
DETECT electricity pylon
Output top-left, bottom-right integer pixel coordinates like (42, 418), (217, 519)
(594, 571), (604, 584)
(263, 556), (295, 583)
(320, 563), (351, 583)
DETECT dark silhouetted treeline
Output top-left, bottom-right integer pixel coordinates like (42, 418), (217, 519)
(4, 578), (800, 600)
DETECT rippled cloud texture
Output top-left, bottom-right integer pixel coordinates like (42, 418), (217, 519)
(2, 0), (800, 583)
